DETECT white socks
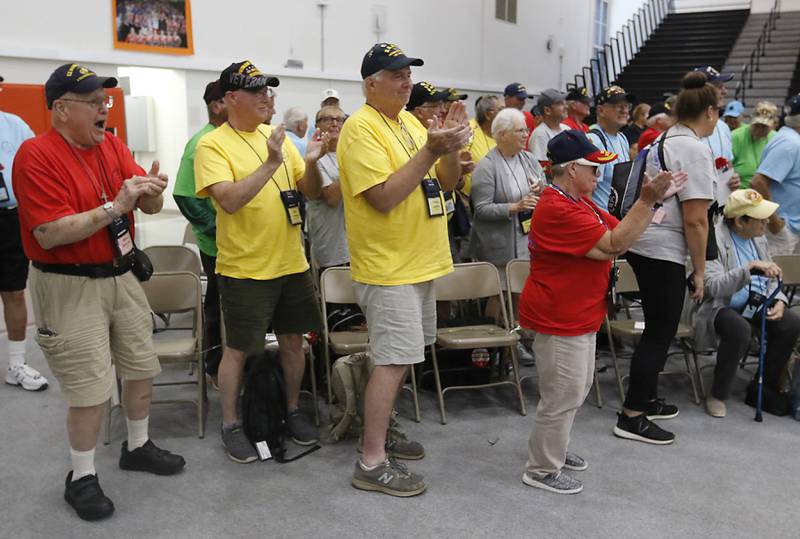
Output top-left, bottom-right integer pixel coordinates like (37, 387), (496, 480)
(126, 417), (149, 450)
(70, 447), (96, 481)
(7, 339), (26, 369)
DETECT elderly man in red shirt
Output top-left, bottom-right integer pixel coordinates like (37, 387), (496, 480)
(13, 64), (184, 521)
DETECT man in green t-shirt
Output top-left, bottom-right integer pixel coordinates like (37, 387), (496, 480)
(732, 101), (778, 188)
(173, 80), (227, 383)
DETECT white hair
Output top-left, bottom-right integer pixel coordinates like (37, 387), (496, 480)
(646, 113), (668, 127)
(283, 107), (308, 131)
(491, 107), (526, 139)
(361, 70), (384, 96)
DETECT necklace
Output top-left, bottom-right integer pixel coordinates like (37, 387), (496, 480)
(367, 104), (419, 159)
(229, 123), (292, 191)
(61, 133), (112, 203)
(548, 183), (607, 227)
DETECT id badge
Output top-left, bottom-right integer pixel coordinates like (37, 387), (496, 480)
(0, 166), (9, 203)
(443, 190), (456, 215)
(107, 214), (133, 257)
(279, 189), (303, 226)
(421, 178), (444, 217)
(518, 210), (532, 235)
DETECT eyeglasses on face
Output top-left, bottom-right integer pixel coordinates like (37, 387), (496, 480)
(59, 95), (114, 110)
(318, 116), (345, 124)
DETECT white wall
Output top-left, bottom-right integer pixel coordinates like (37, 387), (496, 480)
(1, 0), (602, 237)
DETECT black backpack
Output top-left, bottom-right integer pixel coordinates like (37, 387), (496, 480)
(241, 353), (320, 463)
(589, 128), (633, 220)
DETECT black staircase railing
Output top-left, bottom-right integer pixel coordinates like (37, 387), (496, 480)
(734, 0), (782, 106)
(569, 0), (673, 100)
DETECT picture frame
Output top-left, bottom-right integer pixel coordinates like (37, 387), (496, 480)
(112, 0), (194, 55)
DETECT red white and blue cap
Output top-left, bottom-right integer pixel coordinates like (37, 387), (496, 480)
(547, 129), (618, 166)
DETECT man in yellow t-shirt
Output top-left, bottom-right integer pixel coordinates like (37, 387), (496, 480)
(194, 60), (325, 463)
(339, 43), (472, 497)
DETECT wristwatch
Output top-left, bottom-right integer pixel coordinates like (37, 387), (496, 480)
(102, 201), (120, 220)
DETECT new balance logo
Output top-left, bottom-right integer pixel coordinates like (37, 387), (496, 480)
(378, 472), (394, 485)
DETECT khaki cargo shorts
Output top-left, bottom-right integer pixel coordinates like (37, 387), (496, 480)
(29, 267), (160, 408)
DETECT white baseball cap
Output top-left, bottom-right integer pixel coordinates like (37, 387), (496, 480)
(321, 88), (340, 101)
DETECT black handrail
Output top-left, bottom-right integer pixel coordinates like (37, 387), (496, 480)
(566, 0), (672, 104)
(735, 0), (782, 106)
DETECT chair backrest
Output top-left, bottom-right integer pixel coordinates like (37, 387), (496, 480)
(434, 262), (503, 302)
(435, 262), (511, 329)
(320, 266), (357, 305)
(141, 271), (203, 337)
(773, 254), (800, 286)
(506, 259), (530, 295)
(182, 222), (197, 246)
(143, 245), (202, 276)
(614, 259), (639, 294)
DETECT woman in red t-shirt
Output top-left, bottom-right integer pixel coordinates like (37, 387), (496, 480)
(518, 129), (681, 495)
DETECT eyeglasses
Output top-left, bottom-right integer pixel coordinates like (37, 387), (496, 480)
(318, 116), (345, 124)
(246, 87), (276, 99)
(512, 127), (529, 134)
(59, 95), (114, 110)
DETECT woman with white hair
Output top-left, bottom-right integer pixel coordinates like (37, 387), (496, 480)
(469, 107), (545, 360)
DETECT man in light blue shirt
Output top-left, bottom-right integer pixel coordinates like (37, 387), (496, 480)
(283, 106), (308, 156)
(751, 94), (800, 256)
(0, 75), (49, 391)
(587, 85), (632, 209)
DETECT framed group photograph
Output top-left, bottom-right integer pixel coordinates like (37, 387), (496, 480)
(112, 0), (194, 55)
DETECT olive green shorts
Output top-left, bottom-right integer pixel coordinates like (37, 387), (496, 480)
(217, 270), (322, 355)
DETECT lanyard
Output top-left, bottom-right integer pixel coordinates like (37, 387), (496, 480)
(548, 183), (608, 228)
(230, 124), (293, 192)
(62, 134), (113, 204)
(367, 104), (420, 159)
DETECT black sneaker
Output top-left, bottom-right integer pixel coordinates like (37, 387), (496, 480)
(64, 472), (115, 521)
(613, 412), (675, 445)
(286, 409), (319, 446)
(646, 398), (679, 420)
(119, 440), (186, 475)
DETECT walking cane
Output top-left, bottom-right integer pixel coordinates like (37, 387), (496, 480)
(755, 277), (783, 423)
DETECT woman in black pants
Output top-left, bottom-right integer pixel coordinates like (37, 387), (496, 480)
(613, 71), (719, 444)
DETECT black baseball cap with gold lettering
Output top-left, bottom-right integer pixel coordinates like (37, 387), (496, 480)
(406, 82), (449, 111)
(219, 61), (279, 93)
(595, 85), (636, 106)
(45, 63), (118, 109)
(361, 43), (423, 79)
(445, 87), (468, 102)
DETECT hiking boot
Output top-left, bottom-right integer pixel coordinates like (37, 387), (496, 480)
(351, 458), (426, 497)
(287, 409), (319, 446)
(522, 471), (583, 494)
(5, 364), (48, 391)
(613, 412), (675, 445)
(705, 396), (726, 418)
(221, 424), (258, 463)
(516, 342), (535, 367)
(64, 472), (115, 521)
(563, 452), (588, 471)
(645, 398), (679, 420)
(119, 440), (185, 475)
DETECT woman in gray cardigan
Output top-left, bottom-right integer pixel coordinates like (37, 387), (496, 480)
(469, 108), (545, 284)
(691, 189), (799, 417)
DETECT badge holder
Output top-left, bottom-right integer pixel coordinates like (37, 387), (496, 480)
(421, 178), (445, 218)
(108, 214), (134, 258)
(280, 189), (303, 226)
(517, 210), (532, 234)
(443, 190), (456, 216)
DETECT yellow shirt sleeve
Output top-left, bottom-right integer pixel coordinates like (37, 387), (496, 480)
(339, 123), (395, 198)
(194, 136), (234, 199)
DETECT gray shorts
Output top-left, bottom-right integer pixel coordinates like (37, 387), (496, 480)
(353, 281), (437, 365)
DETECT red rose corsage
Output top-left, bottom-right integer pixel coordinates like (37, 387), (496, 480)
(715, 156), (729, 170)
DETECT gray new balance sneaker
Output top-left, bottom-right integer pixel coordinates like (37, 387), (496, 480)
(287, 409), (319, 446)
(386, 419), (425, 460)
(221, 424), (258, 463)
(563, 452), (588, 471)
(352, 459), (426, 497)
(522, 471), (583, 494)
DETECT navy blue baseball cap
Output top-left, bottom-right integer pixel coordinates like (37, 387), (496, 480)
(45, 63), (117, 109)
(406, 82), (449, 110)
(787, 94), (800, 116)
(693, 66), (734, 84)
(548, 129), (618, 166)
(504, 82), (533, 99)
(361, 43), (423, 79)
